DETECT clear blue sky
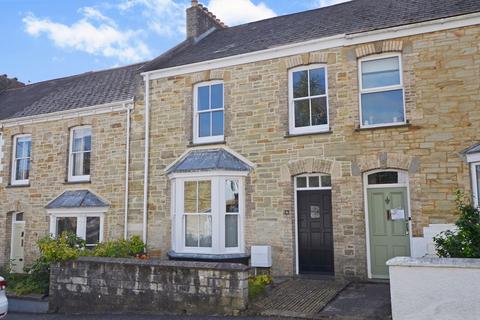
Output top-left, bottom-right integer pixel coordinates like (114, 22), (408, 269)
(0, 0), (349, 84)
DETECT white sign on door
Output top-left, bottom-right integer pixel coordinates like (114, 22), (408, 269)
(391, 208), (405, 220)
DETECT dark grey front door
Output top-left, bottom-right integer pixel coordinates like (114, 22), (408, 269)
(297, 190), (334, 274)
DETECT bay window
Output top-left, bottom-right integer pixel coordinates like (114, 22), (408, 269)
(171, 174), (245, 254)
(289, 64), (329, 135)
(193, 81), (224, 144)
(68, 126), (91, 182)
(11, 134), (31, 185)
(359, 54), (405, 128)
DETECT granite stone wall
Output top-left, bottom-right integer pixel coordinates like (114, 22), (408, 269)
(49, 257), (249, 316)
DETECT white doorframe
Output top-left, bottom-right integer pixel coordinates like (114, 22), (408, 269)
(363, 169), (413, 279)
(10, 212), (25, 273)
(294, 174), (332, 275)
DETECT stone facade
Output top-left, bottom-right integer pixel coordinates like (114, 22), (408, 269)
(0, 110), (130, 267)
(134, 25), (480, 278)
(49, 257), (249, 315)
(1, 24), (479, 280)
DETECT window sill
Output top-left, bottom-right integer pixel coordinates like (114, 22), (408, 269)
(167, 250), (250, 265)
(188, 140), (226, 148)
(284, 130), (333, 138)
(64, 180), (91, 185)
(355, 122), (411, 132)
(6, 183), (30, 188)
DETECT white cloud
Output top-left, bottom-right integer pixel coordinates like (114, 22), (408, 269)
(314, 0), (351, 7)
(117, 0), (187, 37)
(78, 7), (117, 26)
(23, 7), (151, 63)
(206, 0), (276, 26)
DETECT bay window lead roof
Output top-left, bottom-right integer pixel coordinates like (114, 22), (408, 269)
(167, 149), (252, 174)
(46, 190), (109, 209)
(461, 143), (480, 155)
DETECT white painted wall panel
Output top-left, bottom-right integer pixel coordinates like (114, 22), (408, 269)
(388, 257), (480, 320)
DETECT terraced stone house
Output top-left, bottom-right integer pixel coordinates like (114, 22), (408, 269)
(0, 64), (143, 272)
(1, 0), (480, 280)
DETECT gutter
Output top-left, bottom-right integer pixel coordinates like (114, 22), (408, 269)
(124, 102), (133, 240)
(142, 74), (150, 245)
(0, 99), (134, 128)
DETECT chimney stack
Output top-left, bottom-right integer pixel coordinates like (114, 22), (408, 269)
(186, 1), (226, 39)
(0, 74), (25, 92)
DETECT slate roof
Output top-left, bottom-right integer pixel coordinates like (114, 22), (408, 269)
(46, 190), (109, 209)
(0, 62), (144, 121)
(143, 0), (480, 72)
(167, 149), (252, 174)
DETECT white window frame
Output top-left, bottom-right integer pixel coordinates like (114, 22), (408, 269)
(193, 81), (225, 144)
(358, 53), (406, 129)
(68, 126), (92, 182)
(170, 171), (246, 255)
(295, 174), (332, 191)
(466, 152), (480, 207)
(11, 134), (31, 186)
(471, 162), (480, 207)
(48, 208), (106, 247)
(288, 64), (329, 135)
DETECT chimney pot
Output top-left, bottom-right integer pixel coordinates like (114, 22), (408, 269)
(191, 0), (198, 6)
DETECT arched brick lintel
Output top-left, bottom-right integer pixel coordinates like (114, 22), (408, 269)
(280, 158), (336, 182)
(351, 152), (420, 176)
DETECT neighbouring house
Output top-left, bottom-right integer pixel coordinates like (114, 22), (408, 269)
(0, 64), (143, 272)
(1, 0), (480, 280)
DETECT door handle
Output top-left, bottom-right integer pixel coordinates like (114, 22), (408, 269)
(405, 220), (409, 236)
(386, 210), (391, 220)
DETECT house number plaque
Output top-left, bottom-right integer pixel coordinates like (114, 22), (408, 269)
(310, 205), (321, 219)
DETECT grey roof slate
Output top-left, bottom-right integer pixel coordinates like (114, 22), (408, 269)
(46, 190), (109, 209)
(167, 149), (252, 173)
(0, 62), (144, 121)
(143, 0), (480, 72)
(461, 143), (480, 155)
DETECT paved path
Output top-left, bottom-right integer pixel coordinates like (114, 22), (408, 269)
(318, 282), (392, 320)
(6, 313), (284, 320)
(253, 279), (348, 318)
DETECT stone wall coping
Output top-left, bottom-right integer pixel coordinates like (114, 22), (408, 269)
(387, 256), (480, 269)
(74, 256), (251, 271)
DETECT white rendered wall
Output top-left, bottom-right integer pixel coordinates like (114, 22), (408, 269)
(411, 224), (456, 257)
(388, 257), (480, 320)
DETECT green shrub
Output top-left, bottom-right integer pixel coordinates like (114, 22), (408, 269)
(5, 232), (85, 296)
(91, 235), (145, 258)
(434, 190), (480, 258)
(248, 274), (273, 300)
(9, 234), (146, 296)
(37, 232), (85, 262)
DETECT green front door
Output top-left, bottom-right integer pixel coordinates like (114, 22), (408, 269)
(367, 187), (410, 279)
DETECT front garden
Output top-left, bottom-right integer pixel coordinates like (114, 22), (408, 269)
(2, 233), (146, 296)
